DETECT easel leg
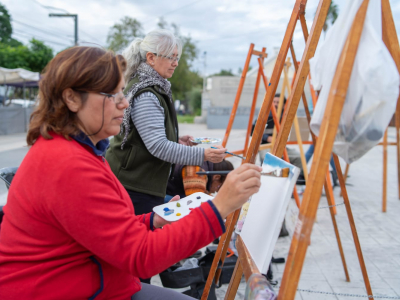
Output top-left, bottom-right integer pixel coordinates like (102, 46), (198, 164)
(383, 128), (388, 212)
(381, 0), (400, 199)
(339, 163), (350, 197)
(397, 112), (400, 200)
(244, 47), (267, 155)
(396, 111), (400, 200)
(323, 179), (350, 281)
(222, 44), (254, 147)
(224, 260), (243, 300)
(333, 154), (374, 298)
(201, 209), (240, 300)
(290, 36), (348, 280)
(325, 169), (337, 214)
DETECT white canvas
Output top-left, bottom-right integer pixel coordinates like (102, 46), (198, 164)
(240, 153), (300, 274)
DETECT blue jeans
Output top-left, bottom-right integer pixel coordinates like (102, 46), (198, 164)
(305, 145), (338, 181)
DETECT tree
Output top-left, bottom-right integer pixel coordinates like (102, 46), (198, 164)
(0, 3), (12, 43)
(211, 69), (235, 76)
(26, 39), (53, 72)
(106, 17), (203, 112)
(0, 39), (53, 72)
(237, 66), (252, 75)
(0, 3), (22, 46)
(323, 1), (338, 34)
(107, 16), (143, 53)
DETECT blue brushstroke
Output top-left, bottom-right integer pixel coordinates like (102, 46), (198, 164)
(262, 152), (299, 180)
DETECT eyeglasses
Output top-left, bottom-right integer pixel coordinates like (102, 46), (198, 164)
(153, 53), (180, 63)
(99, 91), (126, 105)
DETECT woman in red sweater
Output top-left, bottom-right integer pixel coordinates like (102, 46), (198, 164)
(0, 47), (261, 300)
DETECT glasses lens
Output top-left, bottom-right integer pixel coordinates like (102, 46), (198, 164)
(116, 92), (125, 104)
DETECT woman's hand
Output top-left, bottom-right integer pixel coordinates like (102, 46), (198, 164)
(153, 195), (180, 228)
(179, 135), (197, 146)
(204, 145), (227, 163)
(212, 164), (262, 219)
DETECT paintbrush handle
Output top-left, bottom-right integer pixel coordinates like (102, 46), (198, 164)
(196, 171), (232, 175)
(211, 147), (246, 159)
(227, 152), (246, 159)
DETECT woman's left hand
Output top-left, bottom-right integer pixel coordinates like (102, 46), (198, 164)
(153, 195), (180, 228)
(179, 135), (197, 146)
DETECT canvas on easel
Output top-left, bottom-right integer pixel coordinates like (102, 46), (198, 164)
(240, 153), (299, 274)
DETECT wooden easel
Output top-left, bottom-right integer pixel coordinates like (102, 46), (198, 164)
(276, 0), (399, 299)
(205, 0), (399, 299)
(221, 44), (268, 151)
(202, 1), (354, 299)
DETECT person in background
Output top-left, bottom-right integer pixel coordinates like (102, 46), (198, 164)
(106, 29), (226, 218)
(251, 94), (304, 181)
(0, 46), (262, 300)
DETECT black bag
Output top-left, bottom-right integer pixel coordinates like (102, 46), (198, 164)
(159, 252), (217, 300)
(159, 248), (237, 299)
(204, 246), (237, 285)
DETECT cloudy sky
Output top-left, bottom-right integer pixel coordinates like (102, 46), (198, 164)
(3, 0), (400, 75)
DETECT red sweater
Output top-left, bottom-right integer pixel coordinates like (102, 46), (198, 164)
(0, 133), (224, 300)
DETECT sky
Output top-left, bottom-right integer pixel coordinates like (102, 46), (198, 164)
(3, 0), (400, 76)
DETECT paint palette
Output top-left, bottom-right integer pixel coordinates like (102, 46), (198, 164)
(190, 137), (222, 144)
(153, 192), (214, 222)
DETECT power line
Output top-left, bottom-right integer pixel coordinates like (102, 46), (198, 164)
(141, 0), (205, 26)
(13, 19), (74, 43)
(28, 0), (104, 45)
(13, 30), (72, 47)
(197, 28), (269, 42)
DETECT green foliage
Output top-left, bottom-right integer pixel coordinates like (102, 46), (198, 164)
(0, 43), (30, 69)
(0, 39), (53, 72)
(186, 87), (202, 116)
(237, 66), (253, 75)
(212, 69), (235, 76)
(26, 39), (53, 72)
(107, 16), (143, 53)
(0, 3), (12, 43)
(106, 16), (204, 110)
(177, 115), (195, 123)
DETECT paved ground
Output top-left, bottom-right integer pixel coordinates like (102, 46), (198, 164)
(1, 124), (399, 299)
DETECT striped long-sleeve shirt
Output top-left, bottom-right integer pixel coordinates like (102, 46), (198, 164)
(130, 92), (204, 166)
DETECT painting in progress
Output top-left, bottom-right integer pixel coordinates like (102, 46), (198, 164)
(240, 152), (300, 274)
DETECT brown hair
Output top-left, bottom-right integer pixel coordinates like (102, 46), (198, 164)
(213, 160), (234, 185)
(27, 46), (126, 145)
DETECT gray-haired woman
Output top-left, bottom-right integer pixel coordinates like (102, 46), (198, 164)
(106, 29), (226, 219)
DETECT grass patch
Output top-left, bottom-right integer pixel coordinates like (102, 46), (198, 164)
(177, 115), (195, 123)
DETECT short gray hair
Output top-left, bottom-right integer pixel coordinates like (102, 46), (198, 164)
(122, 29), (183, 81)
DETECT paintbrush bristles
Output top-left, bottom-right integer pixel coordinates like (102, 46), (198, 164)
(260, 167), (290, 178)
(281, 167), (290, 177)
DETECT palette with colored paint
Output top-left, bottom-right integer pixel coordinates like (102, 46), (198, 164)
(190, 137), (222, 144)
(153, 192), (214, 222)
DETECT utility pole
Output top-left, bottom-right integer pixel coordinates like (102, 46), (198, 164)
(203, 51), (207, 92)
(49, 14), (78, 46)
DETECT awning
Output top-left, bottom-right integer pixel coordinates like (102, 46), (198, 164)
(0, 67), (39, 85)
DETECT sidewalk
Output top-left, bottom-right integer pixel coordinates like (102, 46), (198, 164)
(0, 132), (27, 153)
(0, 125), (399, 299)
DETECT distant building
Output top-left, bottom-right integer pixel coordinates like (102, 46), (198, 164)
(198, 47), (313, 138)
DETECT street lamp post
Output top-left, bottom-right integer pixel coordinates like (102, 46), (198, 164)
(48, 13), (78, 46)
(203, 51), (207, 92)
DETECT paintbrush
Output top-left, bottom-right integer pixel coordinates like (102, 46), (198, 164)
(196, 167), (290, 178)
(211, 147), (246, 160)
